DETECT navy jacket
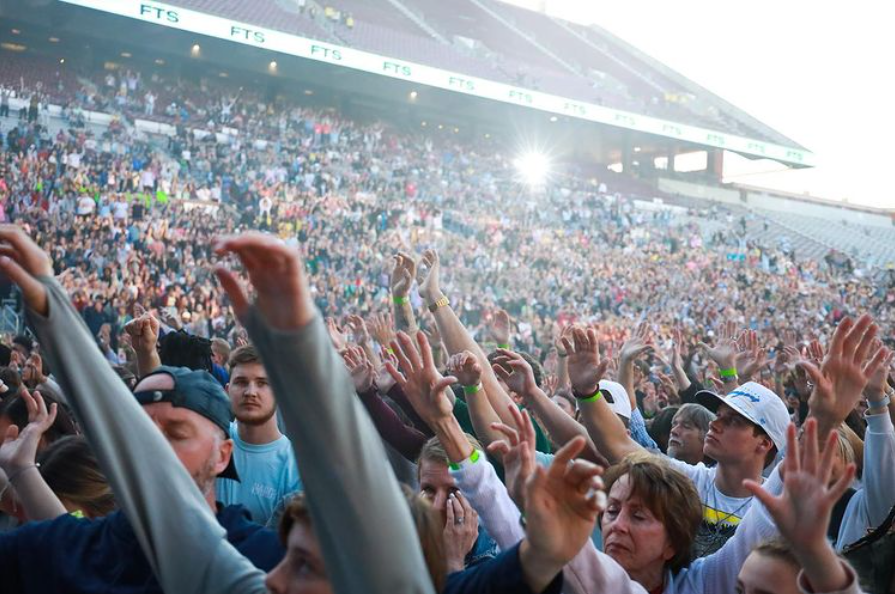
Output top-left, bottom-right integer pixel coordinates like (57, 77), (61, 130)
(445, 543), (564, 594)
(0, 503), (283, 593)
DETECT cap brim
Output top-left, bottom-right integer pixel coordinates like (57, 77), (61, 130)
(695, 389), (725, 413)
(695, 389), (759, 427)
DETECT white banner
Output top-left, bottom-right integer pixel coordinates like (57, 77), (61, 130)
(58, 0), (815, 166)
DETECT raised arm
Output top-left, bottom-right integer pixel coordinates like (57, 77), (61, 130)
(0, 225), (266, 594)
(491, 348), (606, 466)
(391, 252), (419, 335)
(0, 389), (68, 521)
(566, 327), (641, 464)
(416, 249), (522, 433)
(617, 323), (653, 411)
(801, 314), (889, 438)
(216, 233), (435, 594)
(123, 304), (162, 378)
(741, 420), (858, 594)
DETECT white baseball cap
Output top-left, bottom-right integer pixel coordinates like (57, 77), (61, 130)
(599, 380), (632, 420)
(696, 382), (790, 455)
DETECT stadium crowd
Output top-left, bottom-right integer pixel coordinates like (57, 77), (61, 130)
(0, 64), (892, 594)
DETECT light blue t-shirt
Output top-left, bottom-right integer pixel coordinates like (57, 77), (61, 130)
(216, 421), (302, 525)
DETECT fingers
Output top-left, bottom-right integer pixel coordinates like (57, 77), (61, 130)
(547, 435), (586, 480)
(785, 421), (802, 476)
(0, 255), (48, 315)
(826, 463), (857, 504)
(390, 334), (417, 376)
(818, 427), (841, 486)
(416, 330), (434, 370)
(486, 440), (510, 458)
(490, 421), (520, 446)
(795, 360), (822, 387)
(444, 492), (456, 528)
(433, 376), (458, 396)
(384, 360), (406, 388)
(3, 424), (19, 444)
(828, 317), (854, 358)
(743, 479), (783, 516)
(864, 346), (891, 378)
(214, 267), (250, 320)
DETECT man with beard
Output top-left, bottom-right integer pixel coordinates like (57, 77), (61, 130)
(217, 345), (301, 525)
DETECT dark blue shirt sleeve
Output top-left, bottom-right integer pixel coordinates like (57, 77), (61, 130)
(443, 542), (563, 594)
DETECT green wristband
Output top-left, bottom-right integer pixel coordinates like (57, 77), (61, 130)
(463, 383), (483, 395)
(393, 295), (409, 305)
(719, 367), (738, 379)
(449, 449), (481, 471)
(497, 343), (510, 350)
(576, 390), (603, 403)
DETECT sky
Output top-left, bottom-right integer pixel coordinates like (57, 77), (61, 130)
(503, 0), (895, 210)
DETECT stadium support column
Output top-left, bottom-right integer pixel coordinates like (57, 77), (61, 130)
(707, 148), (724, 182)
(667, 148), (676, 172)
(622, 137), (633, 174)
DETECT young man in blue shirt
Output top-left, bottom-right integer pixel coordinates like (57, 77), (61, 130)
(217, 345), (302, 525)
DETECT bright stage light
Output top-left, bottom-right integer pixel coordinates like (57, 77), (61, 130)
(514, 151), (551, 187)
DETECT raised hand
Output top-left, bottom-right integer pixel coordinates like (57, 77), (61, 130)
(802, 315), (890, 430)
(443, 492), (480, 574)
(563, 326), (608, 397)
(522, 436), (605, 577)
(416, 249), (442, 303)
(124, 308), (160, 355)
(744, 419), (855, 571)
(698, 320), (739, 370)
(326, 317), (348, 352)
(23, 354), (46, 388)
(488, 309), (512, 347)
(446, 351), (483, 388)
(345, 314), (371, 346)
(543, 374), (560, 398)
(619, 322), (653, 365)
(368, 312), (396, 347)
(390, 252), (416, 298)
(214, 232), (315, 331)
(342, 346), (374, 393)
(387, 331), (458, 426)
(0, 389), (57, 476)
(735, 329), (768, 380)
(491, 349), (538, 398)
(487, 404), (536, 509)
(0, 225), (54, 316)
(864, 341), (894, 403)
(376, 347), (399, 394)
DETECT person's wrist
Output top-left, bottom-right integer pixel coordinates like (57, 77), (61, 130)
(423, 290), (445, 308)
(519, 538), (563, 593)
(431, 417), (474, 462)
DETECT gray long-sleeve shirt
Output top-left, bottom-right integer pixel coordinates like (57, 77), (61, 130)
(26, 277), (434, 594)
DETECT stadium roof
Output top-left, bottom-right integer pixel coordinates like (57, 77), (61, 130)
(55, 0), (814, 168)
